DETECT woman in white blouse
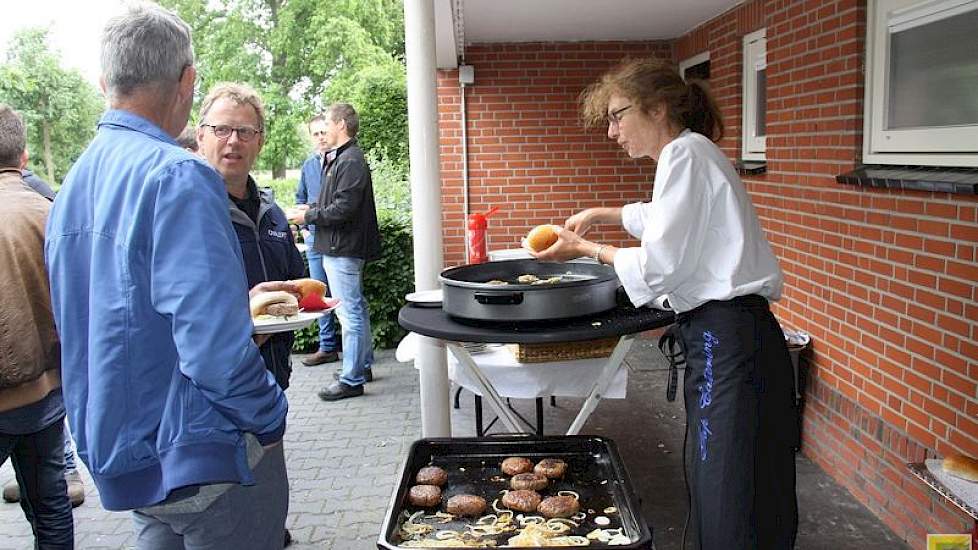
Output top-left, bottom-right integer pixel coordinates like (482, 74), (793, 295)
(533, 58), (799, 550)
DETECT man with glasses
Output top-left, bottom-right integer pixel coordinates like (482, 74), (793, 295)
(196, 82), (305, 393)
(294, 114), (341, 367)
(45, 4), (290, 548)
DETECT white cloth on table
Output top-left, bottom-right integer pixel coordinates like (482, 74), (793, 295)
(447, 345), (627, 400)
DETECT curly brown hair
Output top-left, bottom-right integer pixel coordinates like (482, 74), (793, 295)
(579, 57), (724, 142)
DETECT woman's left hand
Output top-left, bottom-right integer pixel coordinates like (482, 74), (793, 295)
(530, 226), (593, 262)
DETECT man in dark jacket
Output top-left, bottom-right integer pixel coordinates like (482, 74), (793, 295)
(196, 83), (306, 391)
(294, 114), (340, 366)
(288, 103), (380, 401)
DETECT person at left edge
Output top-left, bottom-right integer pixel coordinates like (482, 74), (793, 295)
(0, 103), (73, 549)
(45, 3), (290, 548)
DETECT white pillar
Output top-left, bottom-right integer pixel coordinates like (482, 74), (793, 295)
(405, 0), (451, 437)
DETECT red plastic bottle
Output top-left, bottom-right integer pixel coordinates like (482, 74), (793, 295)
(466, 206), (499, 264)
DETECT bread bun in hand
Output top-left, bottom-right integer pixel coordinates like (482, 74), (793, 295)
(943, 453), (978, 482)
(525, 224), (560, 252)
(250, 291), (299, 318)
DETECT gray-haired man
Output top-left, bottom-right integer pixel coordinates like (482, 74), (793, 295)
(45, 4), (291, 548)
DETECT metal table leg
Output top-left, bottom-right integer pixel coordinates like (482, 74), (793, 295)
(565, 334), (636, 435)
(447, 343), (523, 433)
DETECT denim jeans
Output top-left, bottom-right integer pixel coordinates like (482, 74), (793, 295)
(305, 239), (338, 353)
(322, 255), (374, 386)
(63, 420), (76, 472)
(0, 418), (74, 549)
(132, 442), (288, 550)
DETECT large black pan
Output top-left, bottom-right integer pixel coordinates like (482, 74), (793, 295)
(439, 259), (619, 322)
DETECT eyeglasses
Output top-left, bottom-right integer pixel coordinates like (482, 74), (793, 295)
(200, 124), (262, 142)
(607, 105), (632, 127)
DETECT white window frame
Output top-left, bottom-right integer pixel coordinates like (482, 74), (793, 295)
(864, 0), (978, 166)
(679, 51), (710, 82)
(742, 29), (766, 161)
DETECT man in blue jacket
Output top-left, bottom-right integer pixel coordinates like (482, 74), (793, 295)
(45, 5), (291, 548)
(196, 82), (306, 390)
(295, 114), (341, 367)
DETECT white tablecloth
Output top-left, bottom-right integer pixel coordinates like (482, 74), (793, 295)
(447, 345), (627, 399)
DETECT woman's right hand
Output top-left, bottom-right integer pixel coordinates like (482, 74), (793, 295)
(564, 207), (623, 236)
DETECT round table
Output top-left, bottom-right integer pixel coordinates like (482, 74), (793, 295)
(398, 301), (674, 344)
(399, 302), (675, 434)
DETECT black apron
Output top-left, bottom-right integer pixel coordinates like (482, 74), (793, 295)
(674, 294), (799, 550)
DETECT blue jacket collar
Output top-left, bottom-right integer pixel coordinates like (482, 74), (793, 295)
(98, 109), (179, 146)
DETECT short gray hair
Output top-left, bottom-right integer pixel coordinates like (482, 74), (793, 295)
(328, 103), (359, 138)
(0, 104), (26, 169)
(101, 2), (193, 99)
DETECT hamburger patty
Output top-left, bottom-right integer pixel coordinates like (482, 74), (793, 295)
(408, 485), (442, 508)
(534, 458), (568, 479)
(445, 494), (487, 517)
(501, 457), (534, 476)
(415, 466), (448, 487)
(537, 495), (580, 518)
(510, 472), (548, 491)
(501, 489), (541, 513)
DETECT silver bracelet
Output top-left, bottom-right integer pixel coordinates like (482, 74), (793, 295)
(592, 244), (606, 263)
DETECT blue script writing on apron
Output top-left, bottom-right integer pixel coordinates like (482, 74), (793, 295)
(698, 330), (719, 461)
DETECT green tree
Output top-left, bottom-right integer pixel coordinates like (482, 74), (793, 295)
(0, 28), (104, 186)
(158, 0), (406, 176)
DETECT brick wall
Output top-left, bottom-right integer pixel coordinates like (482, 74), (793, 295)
(437, 42), (669, 265)
(436, 0), (977, 545)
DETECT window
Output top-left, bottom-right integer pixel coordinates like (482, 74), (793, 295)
(742, 29), (766, 161)
(679, 51), (710, 82)
(865, 0), (978, 166)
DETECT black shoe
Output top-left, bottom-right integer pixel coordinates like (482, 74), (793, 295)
(284, 528), (293, 547)
(333, 368), (373, 383)
(302, 350), (339, 366)
(318, 381), (364, 401)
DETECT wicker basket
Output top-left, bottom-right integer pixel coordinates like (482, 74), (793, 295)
(508, 336), (619, 363)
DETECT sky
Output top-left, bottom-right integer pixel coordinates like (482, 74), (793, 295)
(1, 0), (124, 86)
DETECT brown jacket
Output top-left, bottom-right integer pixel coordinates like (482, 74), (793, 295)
(0, 169), (61, 413)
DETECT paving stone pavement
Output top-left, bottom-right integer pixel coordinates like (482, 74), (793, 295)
(1, 338), (908, 550)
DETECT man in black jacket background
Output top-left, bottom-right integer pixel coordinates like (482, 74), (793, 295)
(288, 103), (380, 401)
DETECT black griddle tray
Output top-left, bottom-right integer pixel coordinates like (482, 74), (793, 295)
(378, 436), (653, 549)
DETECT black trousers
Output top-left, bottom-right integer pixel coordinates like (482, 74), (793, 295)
(678, 295), (798, 550)
(0, 416), (74, 549)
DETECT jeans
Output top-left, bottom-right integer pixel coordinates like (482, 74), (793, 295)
(305, 241), (338, 353)
(132, 442), (288, 550)
(322, 255), (374, 386)
(63, 420), (76, 472)
(0, 418), (74, 549)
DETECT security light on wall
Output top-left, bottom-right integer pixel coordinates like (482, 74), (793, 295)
(459, 65), (475, 86)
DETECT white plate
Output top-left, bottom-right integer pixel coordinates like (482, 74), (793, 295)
(405, 289), (443, 307)
(253, 310), (325, 335)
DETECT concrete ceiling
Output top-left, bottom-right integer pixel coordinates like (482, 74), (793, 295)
(435, 0), (742, 68)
